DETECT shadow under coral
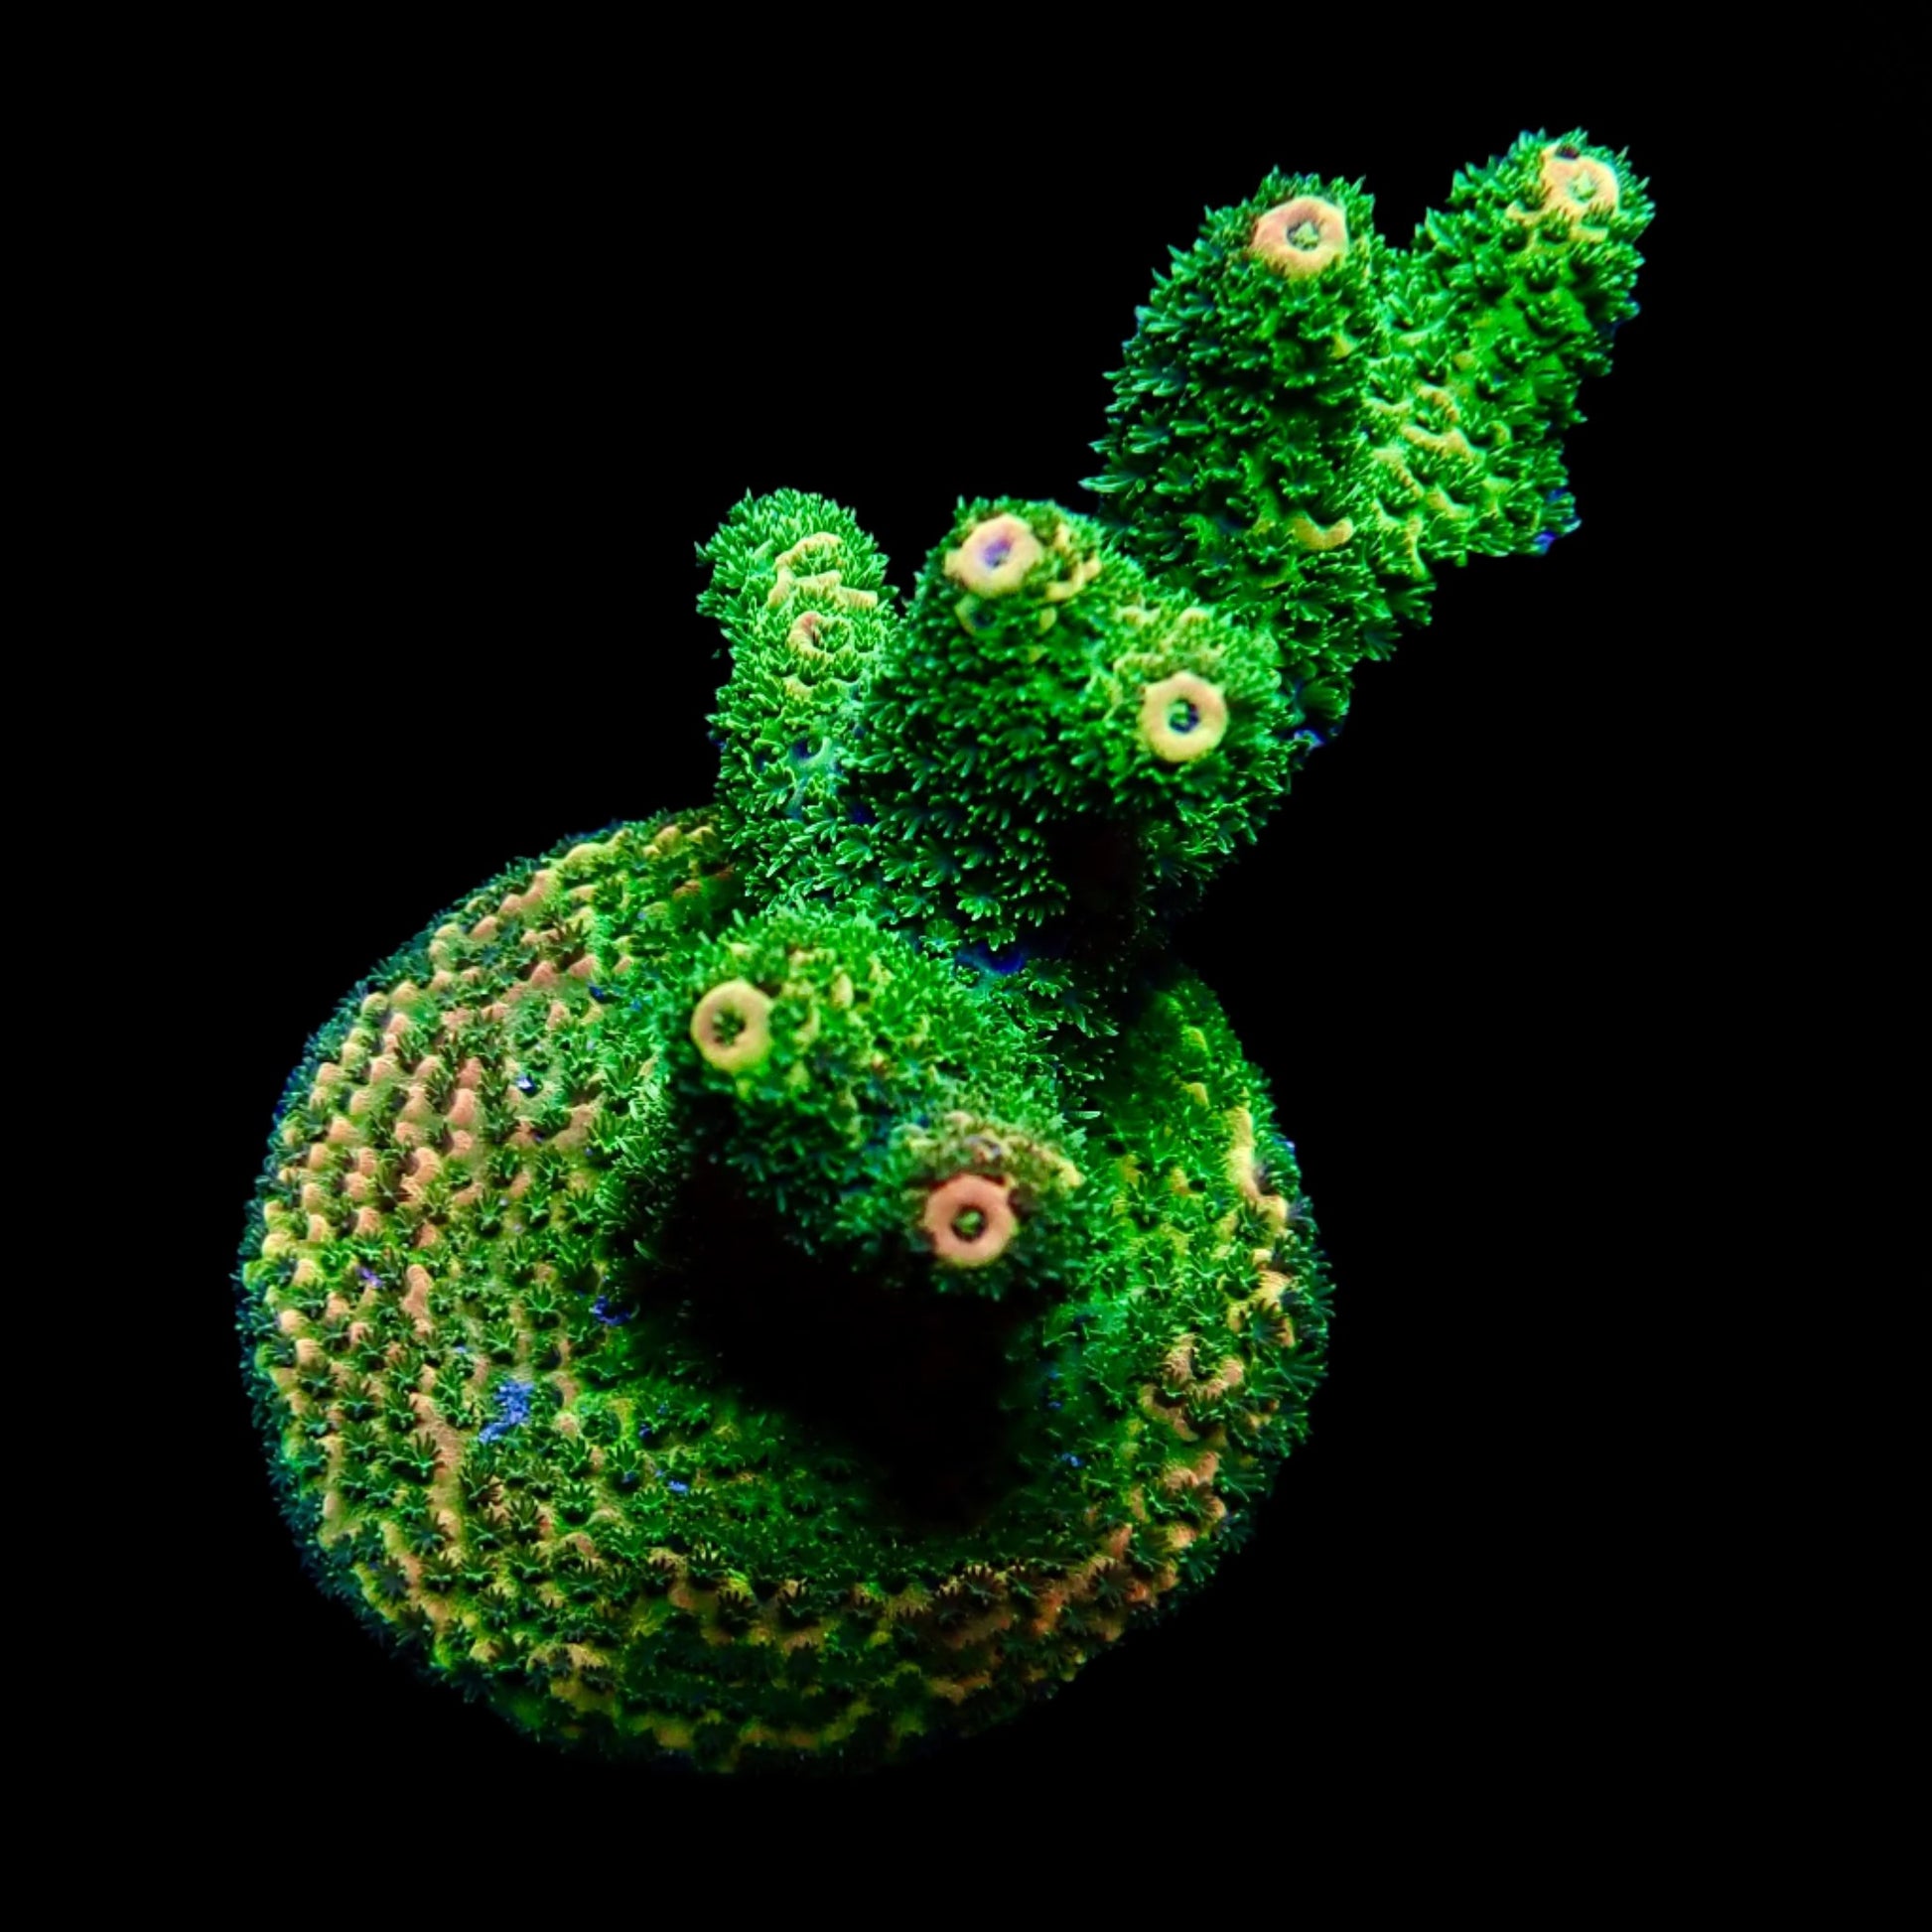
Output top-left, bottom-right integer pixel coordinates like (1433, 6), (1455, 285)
(627, 1165), (1042, 1533)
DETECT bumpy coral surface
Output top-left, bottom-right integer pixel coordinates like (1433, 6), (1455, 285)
(236, 133), (1651, 1769)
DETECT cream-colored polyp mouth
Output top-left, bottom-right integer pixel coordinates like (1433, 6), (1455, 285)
(923, 1171), (1018, 1266)
(1140, 672), (1229, 762)
(691, 979), (774, 1072)
(1249, 196), (1347, 277)
(1539, 143), (1618, 219)
(944, 513), (1044, 598)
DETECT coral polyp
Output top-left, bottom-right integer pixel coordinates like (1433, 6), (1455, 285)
(234, 131), (1651, 1769)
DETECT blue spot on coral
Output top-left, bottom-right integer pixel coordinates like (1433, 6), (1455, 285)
(478, 1380), (535, 1445)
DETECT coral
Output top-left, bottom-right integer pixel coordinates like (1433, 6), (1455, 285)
(235, 130), (1650, 1769)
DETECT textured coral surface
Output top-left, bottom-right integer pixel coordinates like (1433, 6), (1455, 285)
(235, 132), (1649, 1769)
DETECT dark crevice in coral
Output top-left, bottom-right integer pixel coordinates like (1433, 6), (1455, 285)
(1043, 816), (1146, 938)
(643, 1165), (1038, 1533)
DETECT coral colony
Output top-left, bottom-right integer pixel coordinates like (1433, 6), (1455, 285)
(237, 135), (1650, 1768)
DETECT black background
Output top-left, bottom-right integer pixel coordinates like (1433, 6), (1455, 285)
(151, 91), (1707, 1842)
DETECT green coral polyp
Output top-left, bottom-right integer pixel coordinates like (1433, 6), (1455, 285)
(237, 129), (1649, 1769)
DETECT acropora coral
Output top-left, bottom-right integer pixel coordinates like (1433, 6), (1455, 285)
(235, 132), (1651, 1768)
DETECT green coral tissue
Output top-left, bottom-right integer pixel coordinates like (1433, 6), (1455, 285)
(234, 133), (1651, 1769)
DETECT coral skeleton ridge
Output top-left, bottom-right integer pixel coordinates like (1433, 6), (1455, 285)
(236, 133), (1650, 1768)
